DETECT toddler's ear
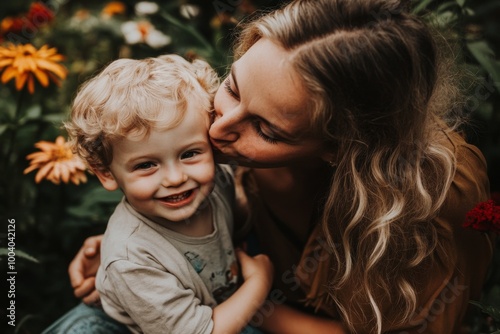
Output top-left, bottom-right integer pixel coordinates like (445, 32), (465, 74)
(92, 167), (119, 191)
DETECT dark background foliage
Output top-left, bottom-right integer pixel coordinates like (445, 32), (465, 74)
(0, 0), (498, 333)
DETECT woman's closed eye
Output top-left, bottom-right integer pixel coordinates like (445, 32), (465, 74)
(252, 120), (279, 144)
(224, 78), (239, 100)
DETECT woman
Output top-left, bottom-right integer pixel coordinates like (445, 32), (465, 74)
(48, 0), (494, 332)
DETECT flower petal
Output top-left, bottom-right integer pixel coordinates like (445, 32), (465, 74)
(61, 164), (70, 183)
(27, 74), (35, 94)
(51, 162), (61, 181)
(35, 59), (67, 79)
(35, 141), (57, 151)
(24, 163), (41, 174)
(35, 161), (54, 183)
(0, 58), (14, 69)
(33, 68), (49, 87)
(15, 72), (28, 91)
(55, 136), (66, 146)
(1, 66), (18, 83)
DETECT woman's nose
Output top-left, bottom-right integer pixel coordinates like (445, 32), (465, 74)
(209, 108), (241, 143)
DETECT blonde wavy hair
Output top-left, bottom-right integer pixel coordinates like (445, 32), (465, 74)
(65, 55), (219, 171)
(234, 0), (460, 332)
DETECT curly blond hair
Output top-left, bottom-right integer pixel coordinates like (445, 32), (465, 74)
(65, 55), (219, 171)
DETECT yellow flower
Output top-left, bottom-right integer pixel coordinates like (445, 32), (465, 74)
(0, 43), (67, 94)
(24, 136), (88, 185)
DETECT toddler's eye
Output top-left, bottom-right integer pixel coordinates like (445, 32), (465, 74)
(181, 151), (198, 159)
(134, 162), (155, 170)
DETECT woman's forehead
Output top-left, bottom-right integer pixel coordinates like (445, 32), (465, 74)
(234, 38), (312, 135)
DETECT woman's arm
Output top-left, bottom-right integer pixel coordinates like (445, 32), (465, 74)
(212, 249), (273, 334)
(68, 234), (103, 304)
(258, 303), (346, 334)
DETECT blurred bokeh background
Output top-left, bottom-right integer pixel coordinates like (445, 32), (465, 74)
(0, 0), (499, 333)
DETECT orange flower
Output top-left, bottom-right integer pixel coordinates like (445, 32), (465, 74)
(0, 43), (67, 94)
(1, 17), (25, 34)
(24, 136), (88, 185)
(102, 1), (127, 18)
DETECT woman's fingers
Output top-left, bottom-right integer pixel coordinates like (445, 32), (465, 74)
(74, 277), (96, 299)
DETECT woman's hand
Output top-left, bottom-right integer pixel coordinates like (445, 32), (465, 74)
(68, 234), (103, 305)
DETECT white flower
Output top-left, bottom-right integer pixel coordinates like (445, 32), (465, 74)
(135, 2), (159, 15)
(180, 4), (200, 19)
(121, 21), (171, 49)
(68, 9), (100, 33)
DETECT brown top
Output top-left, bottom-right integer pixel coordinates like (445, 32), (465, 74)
(236, 129), (495, 333)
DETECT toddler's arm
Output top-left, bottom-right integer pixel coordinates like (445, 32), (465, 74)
(212, 249), (273, 334)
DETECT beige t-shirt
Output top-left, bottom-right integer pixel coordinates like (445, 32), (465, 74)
(96, 166), (237, 334)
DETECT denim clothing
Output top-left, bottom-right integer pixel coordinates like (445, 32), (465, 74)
(42, 302), (264, 334)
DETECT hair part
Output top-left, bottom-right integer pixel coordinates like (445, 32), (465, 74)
(234, 0), (460, 332)
(65, 55), (219, 171)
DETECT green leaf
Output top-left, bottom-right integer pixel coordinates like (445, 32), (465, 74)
(14, 314), (39, 334)
(455, 0), (466, 8)
(42, 113), (67, 124)
(66, 187), (122, 219)
(161, 11), (216, 54)
(469, 300), (500, 321)
(436, 1), (459, 14)
(481, 304), (500, 321)
(0, 248), (39, 263)
(18, 105), (42, 125)
(469, 300), (483, 309)
(412, 0), (435, 13)
(0, 124), (8, 136)
(16, 250), (39, 263)
(82, 187), (122, 204)
(466, 41), (500, 93)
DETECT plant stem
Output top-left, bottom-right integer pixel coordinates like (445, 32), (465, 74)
(161, 11), (219, 56)
(5, 88), (25, 167)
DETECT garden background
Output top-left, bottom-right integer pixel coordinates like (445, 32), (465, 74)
(0, 0), (499, 333)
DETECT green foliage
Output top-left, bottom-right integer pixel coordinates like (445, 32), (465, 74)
(470, 300), (500, 332)
(0, 0), (498, 333)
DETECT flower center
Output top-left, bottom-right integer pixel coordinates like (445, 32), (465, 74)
(52, 146), (73, 161)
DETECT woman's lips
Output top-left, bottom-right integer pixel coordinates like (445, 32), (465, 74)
(157, 189), (196, 208)
(210, 140), (243, 160)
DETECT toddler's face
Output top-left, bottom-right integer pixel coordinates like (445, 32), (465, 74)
(103, 102), (215, 225)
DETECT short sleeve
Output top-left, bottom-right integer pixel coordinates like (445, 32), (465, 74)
(103, 260), (214, 334)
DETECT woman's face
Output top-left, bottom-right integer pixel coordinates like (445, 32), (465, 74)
(210, 38), (325, 168)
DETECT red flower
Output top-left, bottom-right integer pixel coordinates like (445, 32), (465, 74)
(491, 192), (500, 205)
(463, 200), (500, 233)
(27, 2), (55, 24)
(0, 2), (54, 39)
